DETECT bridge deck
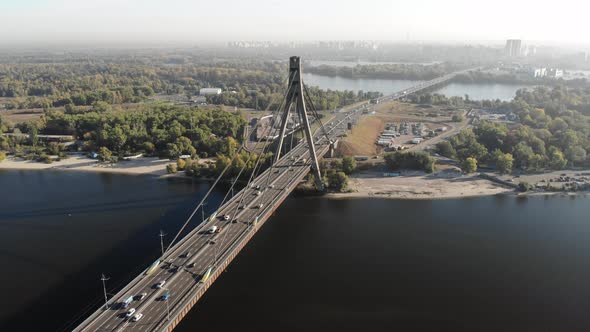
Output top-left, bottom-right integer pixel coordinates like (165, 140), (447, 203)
(73, 71), (464, 332)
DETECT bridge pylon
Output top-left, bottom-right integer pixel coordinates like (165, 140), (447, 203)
(274, 56), (324, 190)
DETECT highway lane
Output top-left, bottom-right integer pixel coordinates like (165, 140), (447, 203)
(74, 104), (365, 332)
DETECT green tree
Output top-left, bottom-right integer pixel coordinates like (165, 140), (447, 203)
(565, 146), (587, 167)
(492, 150), (514, 174)
(384, 151), (435, 173)
(98, 146), (112, 162)
(166, 164), (178, 174)
(461, 157), (478, 174)
(92, 101), (112, 113)
(326, 170), (348, 192)
(341, 156), (356, 175)
(435, 141), (456, 158)
(47, 142), (62, 155)
(29, 124), (39, 147)
(547, 146), (567, 170)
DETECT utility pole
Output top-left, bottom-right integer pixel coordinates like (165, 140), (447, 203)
(159, 230), (166, 257)
(100, 273), (110, 310)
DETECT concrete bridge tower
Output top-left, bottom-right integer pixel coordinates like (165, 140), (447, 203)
(274, 56), (324, 190)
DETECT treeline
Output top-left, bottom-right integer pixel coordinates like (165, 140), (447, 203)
(0, 61), (381, 111)
(306, 63), (460, 80)
(3, 105), (245, 160)
(436, 86), (590, 173)
(453, 70), (588, 87)
(384, 151), (435, 173)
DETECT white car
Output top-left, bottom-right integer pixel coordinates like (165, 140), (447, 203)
(126, 308), (136, 318)
(132, 313), (143, 322)
(156, 280), (166, 288)
(223, 214), (230, 221)
(256, 203), (264, 209)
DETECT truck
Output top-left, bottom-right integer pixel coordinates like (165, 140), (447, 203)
(121, 296), (134, 309)
(144, 259), (160, 276)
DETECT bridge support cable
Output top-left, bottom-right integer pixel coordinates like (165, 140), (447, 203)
(273, 56), (324, 190)
(302, 82), (332, 144)
(194, 72), (300, 269)
(163, 71), (297, 256)
(208, 88), (298, 266)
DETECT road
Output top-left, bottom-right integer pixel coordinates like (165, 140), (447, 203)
(74, 72), (464, 332)
(74, 106), (363, 332)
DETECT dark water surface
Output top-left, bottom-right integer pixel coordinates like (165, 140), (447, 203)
(1, 170), (590, 331)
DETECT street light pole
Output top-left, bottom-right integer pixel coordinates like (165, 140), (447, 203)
(100, 273), (110, 310)
(159, 230), (166, 257)
(163, 288), (171, 321)
(201, 202), (207, 223)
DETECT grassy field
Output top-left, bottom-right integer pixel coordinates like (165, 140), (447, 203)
(337, 116), (385, 157)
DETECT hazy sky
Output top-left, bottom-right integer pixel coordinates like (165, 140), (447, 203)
(0, 0), (588, 45)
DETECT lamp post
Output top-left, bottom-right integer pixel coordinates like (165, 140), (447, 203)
(162, 288), (171, 321)
(159, 230), (166, 257)
(100, 273), (110, 310)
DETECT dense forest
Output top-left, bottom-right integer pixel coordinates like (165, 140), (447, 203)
(1, 104), (246, 160)
(0, 61), (380, 110)
(436, 86), (590, 173)
(306, 63), (460, 80)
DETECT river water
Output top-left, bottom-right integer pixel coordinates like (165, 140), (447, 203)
(303, 73), (529, 101)
(1, 170), (590, 331)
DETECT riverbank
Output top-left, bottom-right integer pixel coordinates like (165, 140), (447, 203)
(326, 169), (513, 200)
(0, 155), (171, 176)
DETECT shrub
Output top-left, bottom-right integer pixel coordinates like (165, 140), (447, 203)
(383, 151), (435, 173)
(166, 164), (177, 174)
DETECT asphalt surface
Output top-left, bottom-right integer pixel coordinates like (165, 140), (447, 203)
(74, 72), (463, 332)
(74, 107), (362, 332)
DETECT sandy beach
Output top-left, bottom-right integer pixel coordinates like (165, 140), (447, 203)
(327, 169), (514, 200)
(0, 155), (172, 176)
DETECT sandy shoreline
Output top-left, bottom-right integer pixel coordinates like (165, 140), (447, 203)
(0, 155), (172, 177)
(326, 169), (514, 200)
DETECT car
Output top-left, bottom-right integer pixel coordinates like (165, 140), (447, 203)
(126, 308), (136, 318)
(183, 251), (191, 258)
(209, 240), (216, 245)
(132, 313), (143, 322)
(161, 292), (171, 301)
(156, 280), (166, 288)
(268, 184), (274, 189)
(238, 205), (245, 210)
(223, 214), (230, 221)
(255, 191), (262, 196)
(231, 218), (238, 223)
(136, 293), (147, 301)
(187, 262), (195, 268)
(256, 203), (264, 209)
(255, 185), (260, 190)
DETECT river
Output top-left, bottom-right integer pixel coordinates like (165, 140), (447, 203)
(303, 73), (529, 101)
(1, 170), (590, 331)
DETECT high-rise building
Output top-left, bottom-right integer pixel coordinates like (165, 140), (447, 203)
(505, 39), (522, 57)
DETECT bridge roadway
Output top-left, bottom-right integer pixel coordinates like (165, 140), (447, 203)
(74, 72), (464, 332)
(74, 108), (362, 332)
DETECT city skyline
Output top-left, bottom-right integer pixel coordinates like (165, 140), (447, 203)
(0, 0), (588, 46)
